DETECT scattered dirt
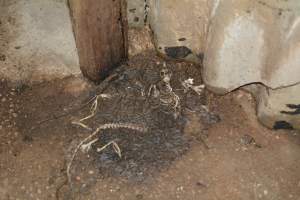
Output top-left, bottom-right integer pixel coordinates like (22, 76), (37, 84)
(0, 52), (300, 200)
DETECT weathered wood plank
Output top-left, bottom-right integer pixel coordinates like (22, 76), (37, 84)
(68, 0), (128, 82)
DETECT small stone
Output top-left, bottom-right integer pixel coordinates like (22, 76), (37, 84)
(23, 135), (33, 142)
(241, 147), (248, 151)
(176, 186), (184, 191)
(88, 170), (94, 175)
(37, 189), (42, 194)
(12, 113), (18, 118)
(0, 54), (6, 61)
(240, 134), (255, 145)
(196, 181), (207, 188)
(136, 194), (143, 199)
(1, 97), (6, 102)
(263, 190), (268, 195)
(75, 176), (81, 181)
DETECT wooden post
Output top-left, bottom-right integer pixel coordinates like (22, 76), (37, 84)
(68, 0), (128, 82)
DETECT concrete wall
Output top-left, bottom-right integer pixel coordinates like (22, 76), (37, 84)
(0, 0), (80, 84)
(145, 0), (300, 130)
(203, 0), (300, 92)
(0, 0), (150, 84)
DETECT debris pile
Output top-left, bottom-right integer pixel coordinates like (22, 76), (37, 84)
(67, 52), (220, 190)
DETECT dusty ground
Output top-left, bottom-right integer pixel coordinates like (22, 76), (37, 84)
(0, 52), (300, 200)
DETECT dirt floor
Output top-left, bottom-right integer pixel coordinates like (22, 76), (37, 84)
(0, 52), (300, 200)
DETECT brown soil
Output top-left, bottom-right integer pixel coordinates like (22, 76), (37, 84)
(0, 52), (300, 200)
